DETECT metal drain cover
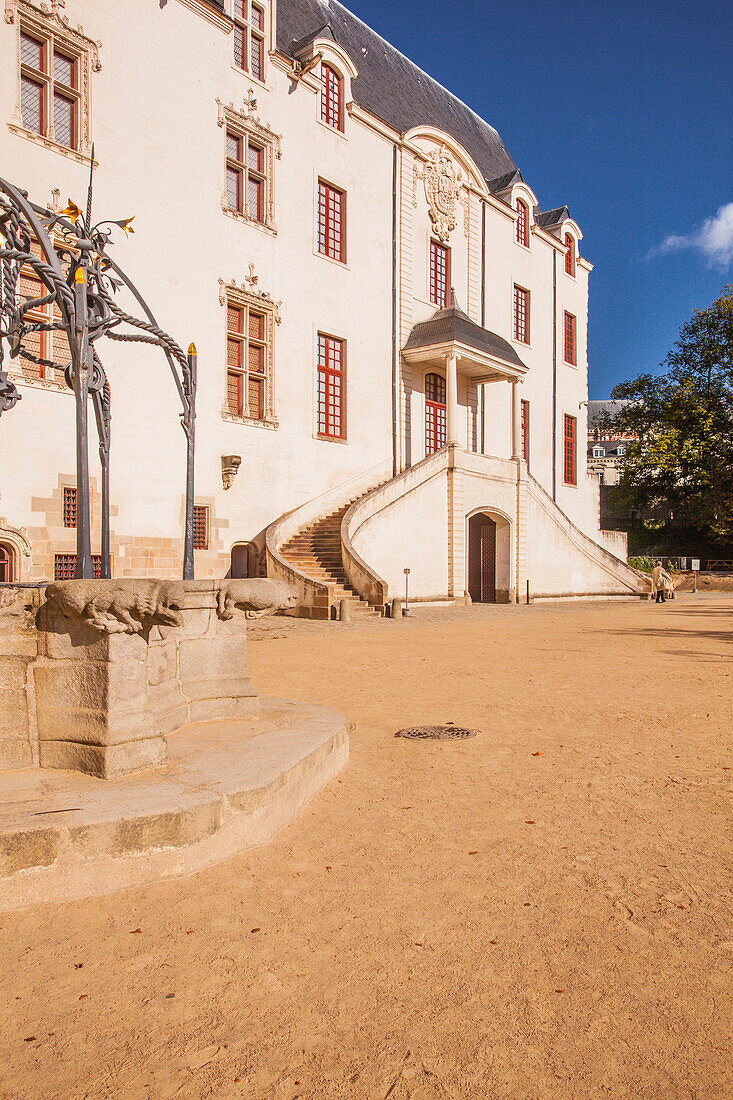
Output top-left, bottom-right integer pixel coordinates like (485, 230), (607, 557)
(396, 725), (478, 741)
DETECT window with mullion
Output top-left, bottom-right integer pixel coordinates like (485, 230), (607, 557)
(19, 27), (79, 150)
(563, 414), (577, 485)
(317, 333), (345, 438)
(513, 285), (530, 343)
(564, 233), (575, 276)
(318, 180), (345, 262)
(232, 0), (266, 81)
(515, 199), (529, 247)
(564, 311), (576, 365)
(425, 372), (447, 455)
(226, 298), (268, 421)
(429, 241), (449, 308)
(321, 64), (343, 130)
(226, 131), (266, 223)
(521, 399), (530, 463)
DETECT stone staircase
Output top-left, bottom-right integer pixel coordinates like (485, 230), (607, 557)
(280, 500), (383, 620)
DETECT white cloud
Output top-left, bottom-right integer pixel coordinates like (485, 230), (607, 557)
(653, 202), (733, 269)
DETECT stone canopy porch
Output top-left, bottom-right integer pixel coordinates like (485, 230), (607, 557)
(402, 292), (530, 462)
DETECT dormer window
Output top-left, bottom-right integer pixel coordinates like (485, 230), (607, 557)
(564, 232), (575, 276)
(321, 63), (343, 131)
(616, 445), (625, 457)
(232, 1), (266, 82)
(593, 445), (605, 458)
(515, 199), (529, 248)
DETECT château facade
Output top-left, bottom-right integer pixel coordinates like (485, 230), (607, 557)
(0, 0), (642, 609)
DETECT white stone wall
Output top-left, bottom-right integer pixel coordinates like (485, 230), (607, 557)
(0, 0), (608, 585)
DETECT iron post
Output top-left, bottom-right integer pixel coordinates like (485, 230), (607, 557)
(72, 265), (94, 579)
(182, 342), (197, 580)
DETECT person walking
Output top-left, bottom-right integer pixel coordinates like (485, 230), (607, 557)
(651, 560), (673, 603)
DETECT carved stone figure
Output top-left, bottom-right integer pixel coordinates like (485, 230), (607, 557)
(45, 580), (183, 635)
(221, 454), (242, 490)
(423, 145), (462, 243)
(217, 578), (297, 620)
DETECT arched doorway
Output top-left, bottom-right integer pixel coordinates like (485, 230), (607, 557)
(425, 373), (446, 456)
(467, 513), (496, 603)
(230, 542), (252, 578)
(0, 542), (13, 583)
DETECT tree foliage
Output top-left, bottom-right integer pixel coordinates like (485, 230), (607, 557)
(608, 284), (733, 545)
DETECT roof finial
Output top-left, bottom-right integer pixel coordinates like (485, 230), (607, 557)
(449, 286), (458, 309)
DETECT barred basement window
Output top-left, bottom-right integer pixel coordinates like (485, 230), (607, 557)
(192, 506), (209, 551)
(63, 486), (77, 528)
(318, 180), (345, 262)
(513, 285), (530, 344)
(564, 311), (576, 365)
(321, 63), (343, 131)
(226, 130), (266, 222)
(563, 414), (577, 485)
(564, 233), (575, 276)
(317, 333), (345, 439)
(19, 24), (80, 150)
(54, 553), (102, 579)
(515, 199), (529, 248)
(429, 241), (449, 308)
(232, 0), (266, 82)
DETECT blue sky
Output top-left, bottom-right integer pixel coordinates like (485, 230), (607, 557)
(341, 0), (733, 397)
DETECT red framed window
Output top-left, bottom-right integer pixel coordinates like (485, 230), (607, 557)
(521, 399), (530, 463)
(233, 1), (266, 80)
(321, 63), (343, 131)
(63, 486), (77, 528)
(425, 373), (447, 455)
(318, 180), (345, 262)
(564, 233), (575, 276)
(54, 553), (102, 580)
(226, 130), (266, 223)
(0, 544), (12, 583)
(20, 28), (79, 151)
(226, 298), (267, 420)
(564, 311), (576, 365)
(513, 285), (529, 343)
(515, 199), (529, 247)
(563, 414), (577, 485)
(16, 240), (71, 383)
(317, 333), (345, 439)
(192, 505), (209, 550)
(429, 241), (449, 308)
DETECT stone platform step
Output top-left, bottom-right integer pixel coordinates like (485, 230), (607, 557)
(0, 698), (348, 912)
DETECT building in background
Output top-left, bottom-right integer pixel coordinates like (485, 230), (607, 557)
(0, 0), (642, 609)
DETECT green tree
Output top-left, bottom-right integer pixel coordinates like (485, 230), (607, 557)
(609, 284), (733, 547)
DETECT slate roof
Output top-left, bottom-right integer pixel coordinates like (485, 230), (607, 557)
(587, 399), (631, 427)
(588, 440), (629, 457)
(277, 0), (517, 183)
(535, 206), (570, 229)
(403, 293), (527, 370)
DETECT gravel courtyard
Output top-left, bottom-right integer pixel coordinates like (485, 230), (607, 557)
(1, 595), (731, 1099)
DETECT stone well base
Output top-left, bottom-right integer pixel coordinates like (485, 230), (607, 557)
(0, 698), (348, 911)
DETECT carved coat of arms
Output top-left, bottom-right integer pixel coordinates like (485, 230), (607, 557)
(423, 146), (462, 242)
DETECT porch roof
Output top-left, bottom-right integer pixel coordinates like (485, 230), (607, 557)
(402, 292), (529, 381)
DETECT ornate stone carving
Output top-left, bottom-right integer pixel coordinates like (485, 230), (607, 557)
(221, 454), (242, 490)
(423, 146), (462, 243)
(45, 580), (184, 635)
(218, 276), (282, 325)
(216, 579), (297, 621)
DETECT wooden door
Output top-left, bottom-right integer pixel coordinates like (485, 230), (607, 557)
(0, 544), (11, 583)
(468, 514), (496, 603)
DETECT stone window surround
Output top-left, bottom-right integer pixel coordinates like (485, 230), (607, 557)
(5, 0), (101, 165)
(217, 98), (280, 236)
(218, 277), (280, 430)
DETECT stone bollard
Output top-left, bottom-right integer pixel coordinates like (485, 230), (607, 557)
(339, 599), (351, 623)
(390, 597), (403, 619)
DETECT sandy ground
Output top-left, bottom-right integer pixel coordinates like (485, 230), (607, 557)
(1, 594), (732, 1099)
